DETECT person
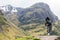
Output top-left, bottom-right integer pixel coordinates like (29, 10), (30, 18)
(45, 17), (52, 35)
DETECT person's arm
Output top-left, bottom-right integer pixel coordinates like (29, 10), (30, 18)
(45, 22), (46, 26)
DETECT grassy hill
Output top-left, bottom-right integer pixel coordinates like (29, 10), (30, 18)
(18, 21), (60, 36)
(0, 10), (25, 40)
(0, 10), (40, 40)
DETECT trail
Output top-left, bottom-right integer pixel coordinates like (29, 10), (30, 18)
(39, 36), (58, 40)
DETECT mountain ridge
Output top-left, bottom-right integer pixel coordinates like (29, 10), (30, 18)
(0, 2), (58, 25)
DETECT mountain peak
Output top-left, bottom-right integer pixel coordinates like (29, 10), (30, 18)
(31, 2), (49, 8)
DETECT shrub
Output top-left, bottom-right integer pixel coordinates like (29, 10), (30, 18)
(33, 38), (40, 40)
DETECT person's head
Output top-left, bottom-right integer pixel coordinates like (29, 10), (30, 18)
(46, 17), (50, 22)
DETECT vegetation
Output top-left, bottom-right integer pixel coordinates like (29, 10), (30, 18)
(0, 10), (40, 40)
(0, 10), (25, 40)
(14, 36), (40, 40)
(17, 21), (60, 36)
(53, 22), (60, 35)
(0, 9), (60, 40)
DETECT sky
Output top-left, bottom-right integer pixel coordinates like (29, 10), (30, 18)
(0, 0), (60, 19)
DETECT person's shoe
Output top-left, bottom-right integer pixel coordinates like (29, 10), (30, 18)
(48, 33), (50, 35)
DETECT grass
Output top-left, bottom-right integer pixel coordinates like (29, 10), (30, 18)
(0, 13), (25, 40)
(14, 36), (40, 40)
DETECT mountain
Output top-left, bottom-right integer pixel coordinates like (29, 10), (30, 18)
(0, 2), (58, 25)
(18, 3), (58, 24)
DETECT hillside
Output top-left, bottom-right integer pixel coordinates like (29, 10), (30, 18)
(0, 10), (25, 40)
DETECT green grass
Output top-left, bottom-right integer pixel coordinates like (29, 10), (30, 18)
(15, 38), (26, 40)
(0, 15), (6, 25)
(14, 36), (40, 40)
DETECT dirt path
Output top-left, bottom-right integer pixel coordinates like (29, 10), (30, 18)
(39, 36), (58, 40)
